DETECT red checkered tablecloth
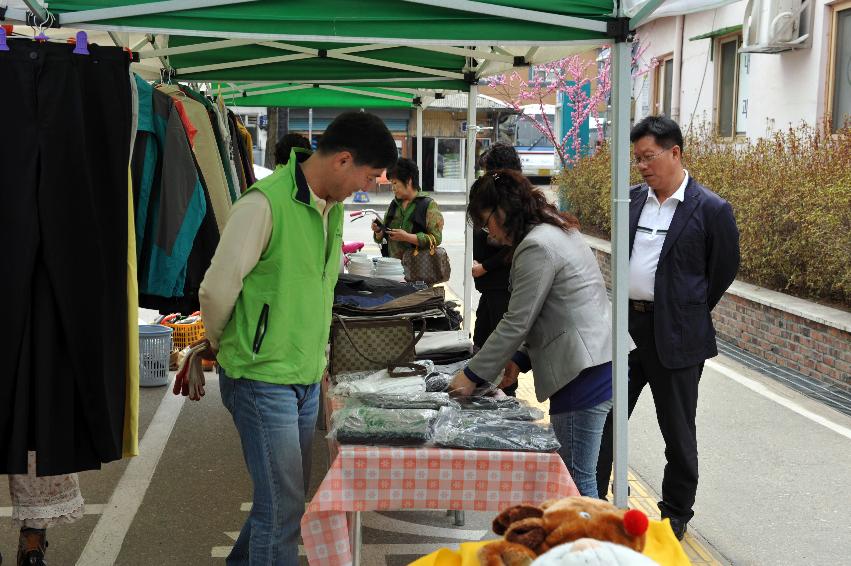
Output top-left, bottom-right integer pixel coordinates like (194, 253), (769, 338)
(301, 444), (578, 566)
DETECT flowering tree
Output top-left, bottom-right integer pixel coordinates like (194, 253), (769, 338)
(487, 45), (654, 170)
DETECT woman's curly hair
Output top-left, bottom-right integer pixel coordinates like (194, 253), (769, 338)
(468, 169), (579, 248)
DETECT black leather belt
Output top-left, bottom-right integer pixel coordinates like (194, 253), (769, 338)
(629, 300), (654, 312)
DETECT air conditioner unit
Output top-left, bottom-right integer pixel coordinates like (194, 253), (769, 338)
(741, 0), (813, 53)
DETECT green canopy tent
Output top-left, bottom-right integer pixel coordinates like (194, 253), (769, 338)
(213, 83), (416, 108)
(9, 1), (671, 544)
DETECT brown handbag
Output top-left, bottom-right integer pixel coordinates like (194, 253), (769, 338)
(402, 234), (451, 285)
(329, 315), (427, 376)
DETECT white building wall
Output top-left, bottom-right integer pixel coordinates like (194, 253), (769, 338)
(633, 0), (834, 138)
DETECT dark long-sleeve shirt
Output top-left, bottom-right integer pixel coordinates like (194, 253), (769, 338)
(473, 228), (511, 292)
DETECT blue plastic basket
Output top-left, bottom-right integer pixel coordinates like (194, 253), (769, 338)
(139, 325), (173, 387)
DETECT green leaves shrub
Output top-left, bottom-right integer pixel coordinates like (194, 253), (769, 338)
(557, 122), (851, 304)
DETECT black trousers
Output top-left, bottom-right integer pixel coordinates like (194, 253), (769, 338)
(473, 290), (517, 396)
(0, 40), (131, 475)
(596, 310), (702, 522)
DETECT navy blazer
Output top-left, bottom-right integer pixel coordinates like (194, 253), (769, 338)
(629, 177), (740, 369)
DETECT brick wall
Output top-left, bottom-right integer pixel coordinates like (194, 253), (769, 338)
(586, 239), (851, 396)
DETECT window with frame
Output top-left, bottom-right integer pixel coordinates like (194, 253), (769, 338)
(829, 3), (851, 131)
(653, 54), (674, 117)
(716, 34), (750, 137)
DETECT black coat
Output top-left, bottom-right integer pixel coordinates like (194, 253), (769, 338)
(629, 177), (740, 369)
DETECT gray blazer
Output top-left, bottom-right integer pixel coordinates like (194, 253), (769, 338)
(467, 224), (614, 402)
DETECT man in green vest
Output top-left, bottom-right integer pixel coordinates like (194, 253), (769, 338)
(199, 112), (397, 565)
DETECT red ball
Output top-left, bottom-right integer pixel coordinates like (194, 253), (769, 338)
(623, 508), (649, 536)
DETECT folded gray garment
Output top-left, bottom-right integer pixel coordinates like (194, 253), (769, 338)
(416, 331), (473, 355)
(432, 410), (560, 452)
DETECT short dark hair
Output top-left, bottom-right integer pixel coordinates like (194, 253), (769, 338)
(630, 115), (684, 151)
(386, 157), (420, 190)
(275, 133), (311, 166)
(480, 143), (522, 172)
(317, 111), (398, 169)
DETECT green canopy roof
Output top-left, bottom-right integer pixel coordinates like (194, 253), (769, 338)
(45, 1), (614, 44)
(31, 1), (617, 89)
(214, 83), (416, 108)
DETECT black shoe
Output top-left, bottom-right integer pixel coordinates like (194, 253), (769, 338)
(667, 517), (688, 541)
(17, 528), (47, 566)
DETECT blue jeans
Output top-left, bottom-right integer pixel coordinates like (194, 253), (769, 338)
(550, 399), (613, 498)
(219, 367), (320, 566)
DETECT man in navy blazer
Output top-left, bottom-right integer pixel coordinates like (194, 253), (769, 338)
(596, 116), (739, 540)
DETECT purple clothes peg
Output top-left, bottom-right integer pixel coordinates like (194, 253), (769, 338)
(34, 30), (49, 42)
(0, 27), (9, 52)
(73, 31), (89, 55)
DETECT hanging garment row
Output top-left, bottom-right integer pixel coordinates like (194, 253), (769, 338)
(0, 38), (139, 476)
(132, 77), (256, 315)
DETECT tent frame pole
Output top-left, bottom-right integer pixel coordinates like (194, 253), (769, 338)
(610, 26), (632, 510)
(417, 105), (424, 188)
(463, 82), (477, 341)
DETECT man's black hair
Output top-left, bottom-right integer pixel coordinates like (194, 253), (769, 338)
(480, 142), (522, 172)
(386, 157), (420, 190)
(317, 111), (398, 169)
(630, 115), (685, 151)
(274, 133), (312, 166)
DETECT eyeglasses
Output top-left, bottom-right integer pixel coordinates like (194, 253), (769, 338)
(631, 148), (670, 167)
(481, 209), (495, 234)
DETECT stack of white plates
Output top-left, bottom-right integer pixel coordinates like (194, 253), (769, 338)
(347, 254), (374, 277)
(374, 257), (405, 281)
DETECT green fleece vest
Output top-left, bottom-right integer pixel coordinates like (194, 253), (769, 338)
(217, 152), (343, 384)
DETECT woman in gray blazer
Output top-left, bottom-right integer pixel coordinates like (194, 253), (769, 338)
(450, 170), (614, 497)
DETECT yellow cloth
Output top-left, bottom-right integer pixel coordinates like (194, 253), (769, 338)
(236, 120), (255, 168)
(123, 167), (140, 457)
(407, 520), (691, 566)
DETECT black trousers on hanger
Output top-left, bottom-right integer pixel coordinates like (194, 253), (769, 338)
(0, 40), (132, 476)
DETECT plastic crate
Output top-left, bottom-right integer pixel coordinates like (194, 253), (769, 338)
(160, 312), (206, 351)
(139, 325), (173, 387)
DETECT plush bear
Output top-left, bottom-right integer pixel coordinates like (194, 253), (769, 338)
(479, 496), (650, 566)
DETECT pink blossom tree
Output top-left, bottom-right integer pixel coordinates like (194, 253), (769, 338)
(487, 45), (655, 170)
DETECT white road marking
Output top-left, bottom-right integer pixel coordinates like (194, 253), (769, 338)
(707, 358), (851, 441)
(76, 387), (187, 566)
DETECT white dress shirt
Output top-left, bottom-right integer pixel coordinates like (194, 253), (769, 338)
(629, 171), (689, 301)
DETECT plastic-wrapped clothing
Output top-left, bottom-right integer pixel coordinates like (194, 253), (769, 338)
(425, 372), (453, 393)
(455, 396), (521, 410)
(344, 392), (458, 410)
(432, 409), (560, 452)
(330, 407), (438, 446)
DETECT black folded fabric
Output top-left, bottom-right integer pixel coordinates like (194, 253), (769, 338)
(332, 407), (438, 447)
(433, 412), (560, 453)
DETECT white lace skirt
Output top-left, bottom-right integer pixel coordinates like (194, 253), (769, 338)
(8, 452), (84, 529)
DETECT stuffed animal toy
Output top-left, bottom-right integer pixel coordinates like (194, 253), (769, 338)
(479, 496), (650, 566)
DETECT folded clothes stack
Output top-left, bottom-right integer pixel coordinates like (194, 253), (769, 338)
(330, 407), (439, 446)
(431, 409), (561, 453)
(343, 392), (459, 410)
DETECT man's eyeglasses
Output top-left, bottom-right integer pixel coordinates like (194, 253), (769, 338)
(631, 148), (670, 167)
(481, 209), (495, 234)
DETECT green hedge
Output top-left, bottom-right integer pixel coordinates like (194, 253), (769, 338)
(557, 122), (851, 305)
